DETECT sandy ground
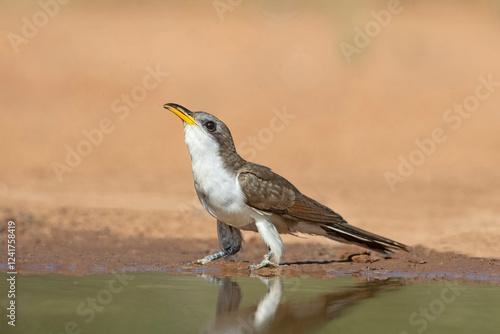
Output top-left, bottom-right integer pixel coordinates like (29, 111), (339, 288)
(1, 1), (500, 282)
(1, 203), (499, 283)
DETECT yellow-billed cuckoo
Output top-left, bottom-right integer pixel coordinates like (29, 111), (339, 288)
(165, 103), (411, 270)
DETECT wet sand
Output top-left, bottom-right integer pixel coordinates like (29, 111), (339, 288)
(1, 202), (498, 283)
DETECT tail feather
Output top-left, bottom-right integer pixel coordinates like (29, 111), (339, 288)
(320, 222), (411, 255)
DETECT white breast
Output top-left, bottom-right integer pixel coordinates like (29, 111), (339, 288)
(184, 125), (252, 227)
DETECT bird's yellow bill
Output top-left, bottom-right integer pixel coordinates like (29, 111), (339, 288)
(164, 104), (197, 125)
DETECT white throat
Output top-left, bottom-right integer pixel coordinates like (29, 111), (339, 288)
(183, 124), (247, 220)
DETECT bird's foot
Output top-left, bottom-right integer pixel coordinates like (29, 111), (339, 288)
(188, 251), (228, 265)
(189, 258), (209, 266)
(249, 250), (280, 270)
(249, 258), (280, 271)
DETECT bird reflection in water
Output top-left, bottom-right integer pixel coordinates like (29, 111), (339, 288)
(200, 276), (402, 334)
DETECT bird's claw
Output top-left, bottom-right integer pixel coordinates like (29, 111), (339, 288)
(249, 259), (280, 271)
(186, 258), (207, 266)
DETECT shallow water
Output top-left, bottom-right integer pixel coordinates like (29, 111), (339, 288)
(0, 272), (498, 334)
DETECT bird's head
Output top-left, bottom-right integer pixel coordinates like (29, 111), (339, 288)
(164, 103), (238, 158)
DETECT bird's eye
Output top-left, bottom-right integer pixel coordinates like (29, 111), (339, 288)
(205, 121), (216, 132)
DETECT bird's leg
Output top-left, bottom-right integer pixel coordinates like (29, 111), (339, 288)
(194, 251), (229, 265)
(192, 220), (243, 265)
(249, 221), (284, 270)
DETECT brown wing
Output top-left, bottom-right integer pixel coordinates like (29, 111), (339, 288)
(237, 163), (297, 212)
(286, 194), (346, 224)
(238, 163), (346, 224)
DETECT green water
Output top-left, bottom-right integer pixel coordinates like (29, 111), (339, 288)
(0, 272), (498, 334)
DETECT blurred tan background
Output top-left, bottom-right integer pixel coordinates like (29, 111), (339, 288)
(1, 0), (499, 259)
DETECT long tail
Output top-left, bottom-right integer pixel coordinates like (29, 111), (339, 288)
(320, 222), (412, 255)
